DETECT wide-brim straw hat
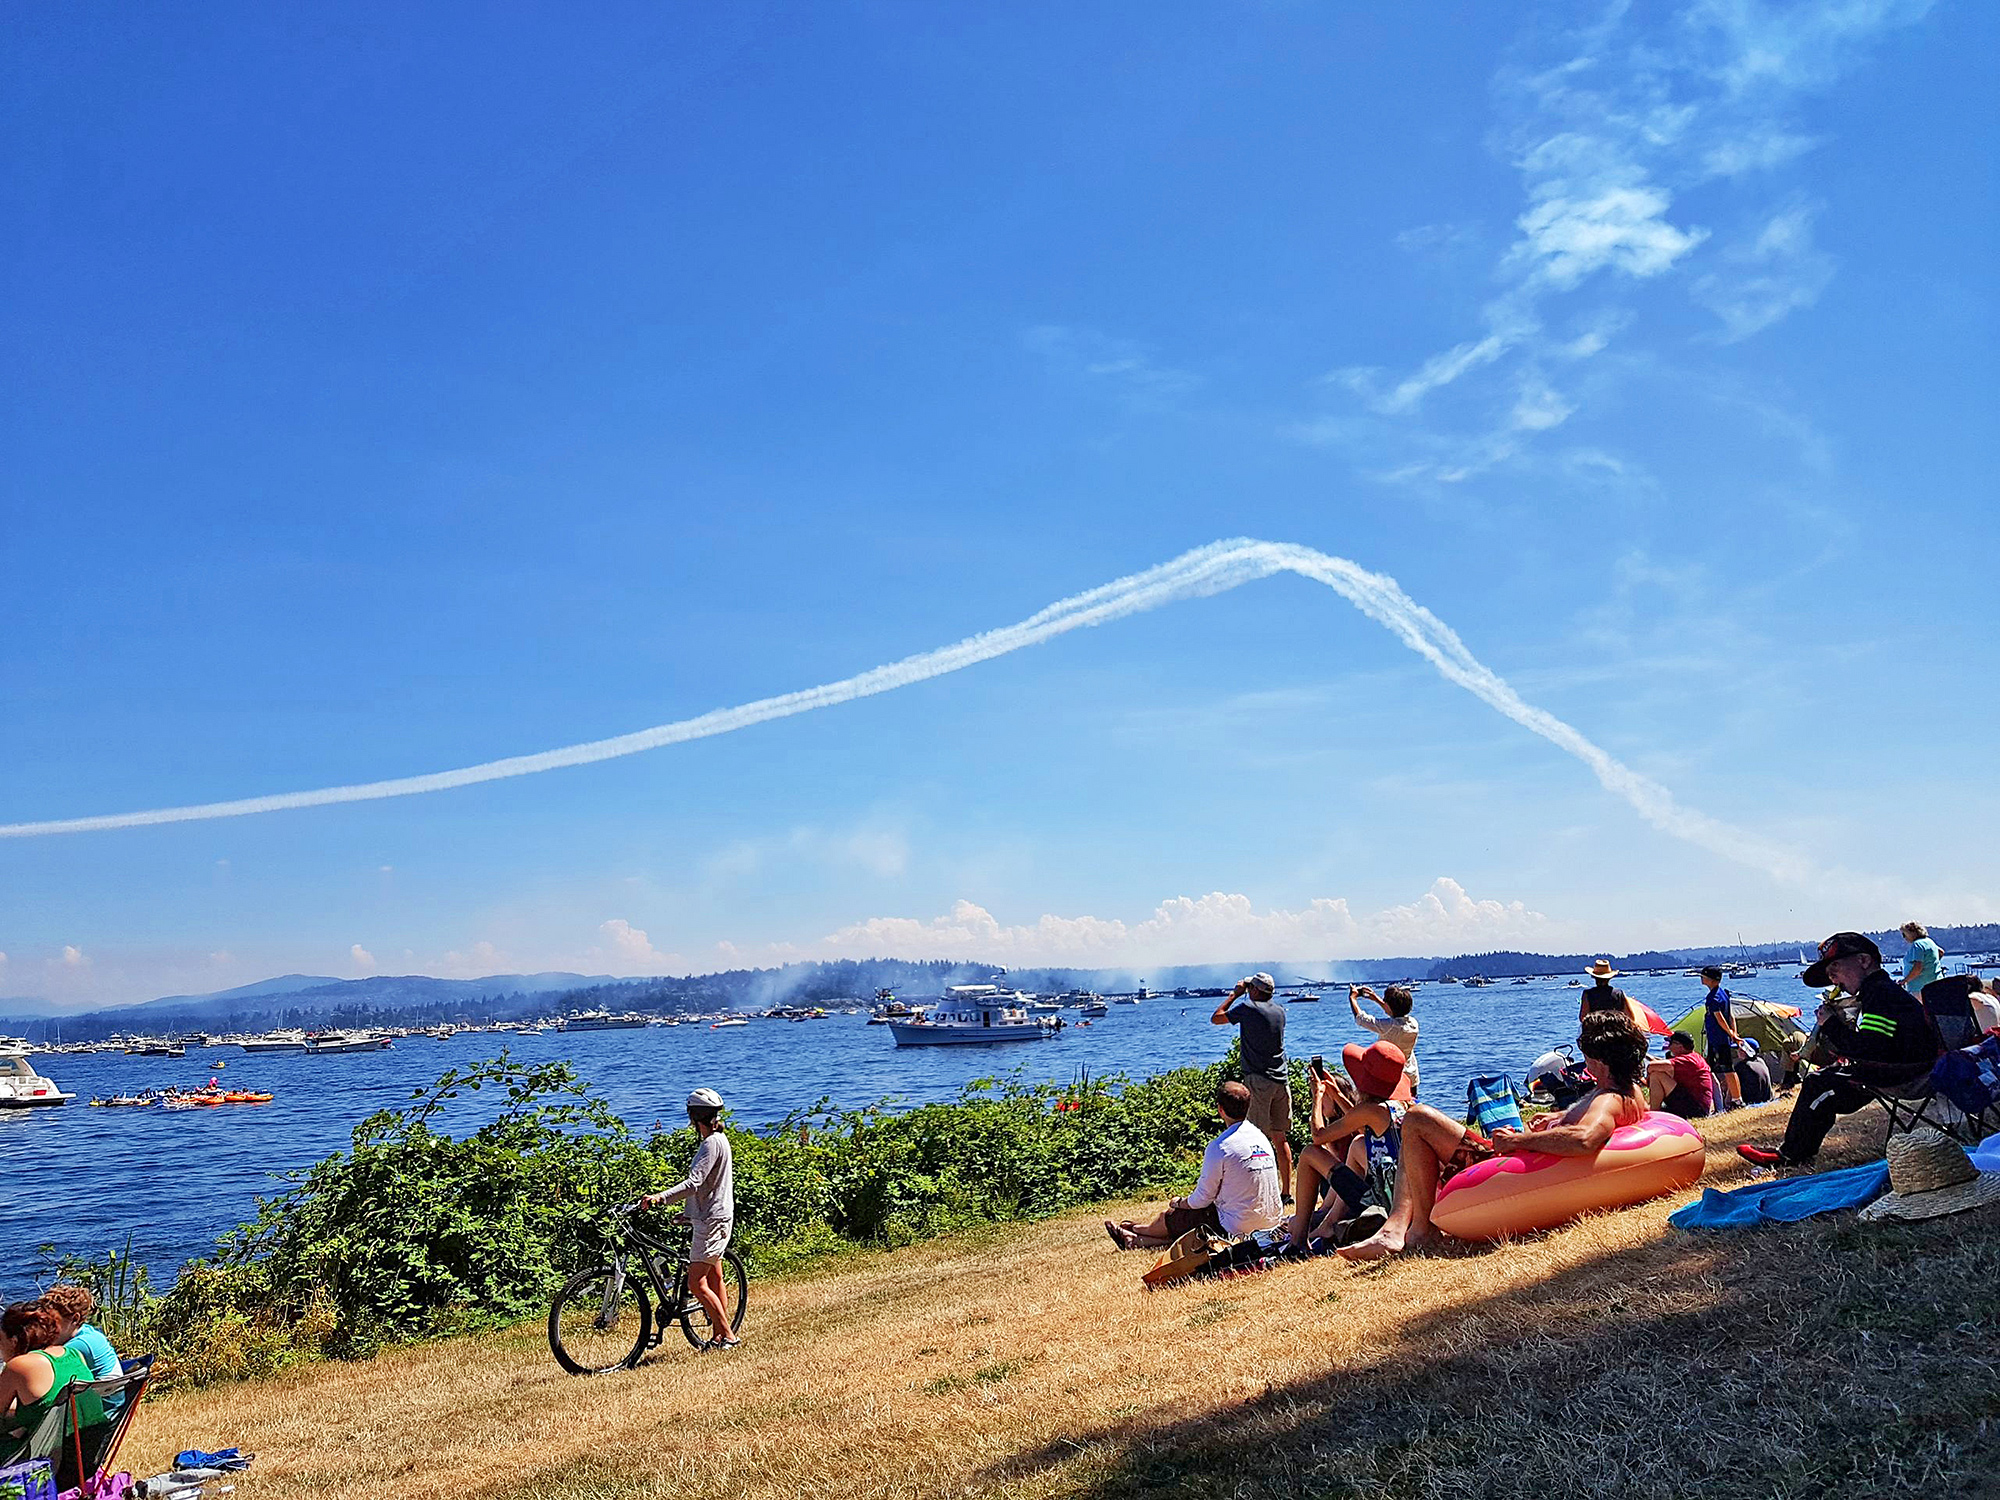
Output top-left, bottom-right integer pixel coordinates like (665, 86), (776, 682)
(1859, 1128), (2000, 1222)
(1584, 959), (1619, 980)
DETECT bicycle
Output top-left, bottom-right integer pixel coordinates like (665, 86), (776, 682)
(547, 1204), (748, 1375)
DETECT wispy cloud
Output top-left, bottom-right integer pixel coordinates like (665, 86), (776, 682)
(1304, 0), (1933, 484)
(1692, 197), (1835, 339)
(1023, 324), (1200, 404)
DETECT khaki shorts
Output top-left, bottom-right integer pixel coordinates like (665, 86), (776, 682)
(689, 1217), (734, 1265)
(1245, 1074), (1292, 1148)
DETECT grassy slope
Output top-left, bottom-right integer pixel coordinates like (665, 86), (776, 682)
(125, 1101), (2000, 1500)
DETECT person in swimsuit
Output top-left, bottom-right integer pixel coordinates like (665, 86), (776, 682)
(1338, 1009), (1652, 1262)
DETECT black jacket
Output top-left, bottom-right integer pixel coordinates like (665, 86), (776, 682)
(1819, 969), (1939, 1085)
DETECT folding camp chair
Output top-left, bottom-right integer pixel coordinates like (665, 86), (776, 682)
(0, 1393), (69, 1472)
(1921, 976), (1985, 1052)
(56, 1355), (154, 1496)
(1866, 1041), (2000, 1149)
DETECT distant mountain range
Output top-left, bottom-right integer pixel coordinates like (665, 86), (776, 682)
(6, 923), (1993, 1043)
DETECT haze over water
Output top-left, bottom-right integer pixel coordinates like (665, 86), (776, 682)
(4, 968), (1805, 1291)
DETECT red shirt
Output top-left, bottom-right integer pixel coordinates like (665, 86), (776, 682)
(1668, 1051), (1714, 1111)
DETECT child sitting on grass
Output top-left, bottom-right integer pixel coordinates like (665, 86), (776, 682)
(1285, 1040), (1411, 1254)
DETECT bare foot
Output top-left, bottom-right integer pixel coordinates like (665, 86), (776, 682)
(1104, 1221), (1138, 1251)
(1337, 1222), (1414, 1262)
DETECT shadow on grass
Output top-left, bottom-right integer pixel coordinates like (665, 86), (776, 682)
(987, 1204), (2000, 1500)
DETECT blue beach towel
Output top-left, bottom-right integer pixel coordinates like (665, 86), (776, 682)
(1669, 1161), (1890, 1231)
(1464, 1073), (1526, 1135)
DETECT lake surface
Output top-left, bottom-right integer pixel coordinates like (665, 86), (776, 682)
(2, 968), (1807, 1292)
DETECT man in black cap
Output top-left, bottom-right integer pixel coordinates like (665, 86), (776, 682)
(1738, 932), (1940, 1168)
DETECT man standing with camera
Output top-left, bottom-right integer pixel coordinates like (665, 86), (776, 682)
(1211, 972), (1293, 1200)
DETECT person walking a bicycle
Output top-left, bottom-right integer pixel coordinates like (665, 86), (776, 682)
(641, 1087), (739, 1350)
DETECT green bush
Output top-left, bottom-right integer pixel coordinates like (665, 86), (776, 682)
(49, 1042), (1272, 1388)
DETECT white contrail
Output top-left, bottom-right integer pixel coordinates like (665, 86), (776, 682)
(0, 538), (1820, 885)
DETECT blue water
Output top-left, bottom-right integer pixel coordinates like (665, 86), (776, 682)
(0, 969), (1806, 1292)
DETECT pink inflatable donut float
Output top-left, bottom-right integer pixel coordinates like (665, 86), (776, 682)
(1430, 1111), (1705, 1241)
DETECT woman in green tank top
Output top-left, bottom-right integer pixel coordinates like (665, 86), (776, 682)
(0, 1302), (102, 1447)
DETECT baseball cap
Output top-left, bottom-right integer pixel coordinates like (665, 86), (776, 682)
(1244, 972), (1275, 995)
(1801, 932), (1881, 988)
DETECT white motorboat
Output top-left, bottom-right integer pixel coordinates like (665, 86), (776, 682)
(709, 1018), (749, 1029)
(887, 986), (1060, 1046)
(239, 1029), (309, 1053)
(0, 1047), (74, 1107)
(303, 1030), (393, 1054)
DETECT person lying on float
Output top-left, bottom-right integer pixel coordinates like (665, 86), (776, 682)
(1339, 1010), (1651, 1262)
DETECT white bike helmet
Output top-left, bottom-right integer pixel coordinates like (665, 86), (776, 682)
(687, 1087), (724, 1112)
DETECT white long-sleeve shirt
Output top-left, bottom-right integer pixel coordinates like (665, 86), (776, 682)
(657, 1131), (734, 1227)
(1184, 1120), (1282, 1236)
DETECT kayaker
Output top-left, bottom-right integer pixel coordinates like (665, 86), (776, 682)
(642, 1087), (738, 1350)
(1339, 1010), (1649, 1262)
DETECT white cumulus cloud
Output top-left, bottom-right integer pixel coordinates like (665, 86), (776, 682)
(797, 879), (1546, 967)
(350, 944), (376, 973)
(596, 919), (678, 975)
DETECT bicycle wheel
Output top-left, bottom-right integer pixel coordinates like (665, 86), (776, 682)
(549, 1263), (651, 1375)
(676, 1250), (749, 1348)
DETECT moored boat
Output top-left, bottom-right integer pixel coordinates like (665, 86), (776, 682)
(239, 1029), (309, 1053)
(303, 1030), (393, 1054)
(887, 986), (1060, 1046)
(0, 1047), (73, 1107)
(558, 1010), (650, 1032)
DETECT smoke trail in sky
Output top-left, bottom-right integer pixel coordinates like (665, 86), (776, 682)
(0, 539), (1820, 886)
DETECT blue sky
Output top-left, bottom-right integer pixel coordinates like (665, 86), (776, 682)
(5, 1), (1994, 1008)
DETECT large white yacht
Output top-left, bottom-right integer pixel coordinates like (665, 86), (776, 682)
(302, 1030), (394, 1054)
(239, 1029), (309, 1053)
(886, 986), (1060, 1046)
(0, 1046), (74, 1107)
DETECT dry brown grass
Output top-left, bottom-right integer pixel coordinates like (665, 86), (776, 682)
(125, 1100), (2000, 1500)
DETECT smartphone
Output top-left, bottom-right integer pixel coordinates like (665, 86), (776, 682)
(1309, 1054), (1326, 1077)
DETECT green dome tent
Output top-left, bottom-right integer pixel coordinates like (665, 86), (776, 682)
(1669, 996), (1810, 1061)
